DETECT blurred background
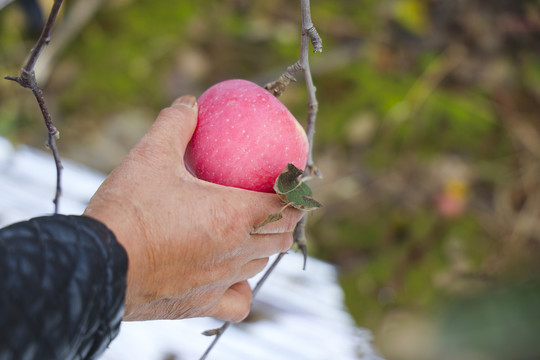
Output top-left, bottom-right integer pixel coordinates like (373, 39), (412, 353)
(2, 0), (540, 359)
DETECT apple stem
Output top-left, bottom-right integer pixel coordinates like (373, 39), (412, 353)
(4, 0), (65, 214)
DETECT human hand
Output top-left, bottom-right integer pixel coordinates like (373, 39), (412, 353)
(84, 95), (304, 322)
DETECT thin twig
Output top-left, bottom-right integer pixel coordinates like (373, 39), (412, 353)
(5, 0), (64, 213)
(264, 61), (302, 97)
(199, 252), (287, 360)
(199, 1), (322, 358)
(264, 0), (322, 177)
(199, 321), (230, 359)
(299, 0), (321, 178)
(294, 215), (308, 270)
(252, 252), (287, 297)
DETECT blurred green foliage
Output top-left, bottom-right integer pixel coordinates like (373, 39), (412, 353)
(437, 281), (540, 359)
(2, 0), (540, 358)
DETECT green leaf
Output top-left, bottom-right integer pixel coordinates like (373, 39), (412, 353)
(283, 182), (322, 211)
(253, 164), (322, 232)
(273, 163), (304, 194)
(274, 163), (322, 211)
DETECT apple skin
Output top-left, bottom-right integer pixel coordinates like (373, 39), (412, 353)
(185, 79), (309, 193)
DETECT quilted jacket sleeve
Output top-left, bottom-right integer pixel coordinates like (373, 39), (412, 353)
(0, 215), (128, 360)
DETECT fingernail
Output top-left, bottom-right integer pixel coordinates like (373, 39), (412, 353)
(173, 95), (197, 109)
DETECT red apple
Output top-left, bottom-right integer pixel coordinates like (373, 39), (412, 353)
(185, 79), (309, 193)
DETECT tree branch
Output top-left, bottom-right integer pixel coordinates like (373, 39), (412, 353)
(264, 61), (302, 97)
(200, 1), (322, 358)
(264, 0), (322, 177)
(298, 0), (322, 177)
(5, 0), (64, 213)
(199, 252), (287, 360)
(294, 215), (308, 270)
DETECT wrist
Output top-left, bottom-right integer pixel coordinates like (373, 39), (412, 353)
(84, 200), (148, 319)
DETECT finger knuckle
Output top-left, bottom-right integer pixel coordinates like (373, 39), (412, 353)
(278, 233), (294, 253)
(157, 106), (179, 120)
(209, 263), (234, 285)
(259, 257), (270, 269)
(230, 302), (251, 323)
(281, 209), (302, 232)
(247, 257), (269, 278)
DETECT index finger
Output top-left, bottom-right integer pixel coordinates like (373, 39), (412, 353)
(196, 179), (305, 235)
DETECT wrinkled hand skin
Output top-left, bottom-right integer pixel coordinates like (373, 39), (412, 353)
(84, 95), (304, 322)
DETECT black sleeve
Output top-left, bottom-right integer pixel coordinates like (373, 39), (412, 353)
(0, 215), (128, 360)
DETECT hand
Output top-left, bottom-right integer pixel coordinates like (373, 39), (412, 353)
(84, 95), (303, 322)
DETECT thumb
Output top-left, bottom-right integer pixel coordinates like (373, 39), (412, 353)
(144, 95), (198, 158)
